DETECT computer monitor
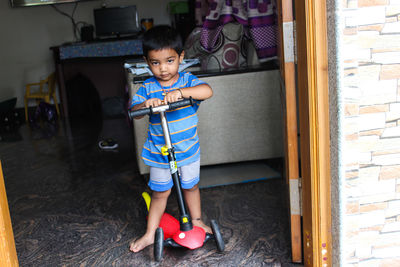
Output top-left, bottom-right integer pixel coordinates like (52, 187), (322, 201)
(94, 6), (140, 38)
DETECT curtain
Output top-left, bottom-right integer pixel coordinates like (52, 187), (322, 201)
(195, 0), (277, 62)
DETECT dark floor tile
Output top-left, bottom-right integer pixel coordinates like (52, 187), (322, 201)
(1, 118), (301, 266)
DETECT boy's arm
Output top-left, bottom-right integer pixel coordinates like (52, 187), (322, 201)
(164, 83), (213, 104)
(179, 84), (213, 100)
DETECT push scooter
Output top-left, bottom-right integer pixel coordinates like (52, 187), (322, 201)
(129, 98), (225, 261)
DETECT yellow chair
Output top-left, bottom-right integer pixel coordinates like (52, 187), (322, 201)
(24, 72), (60, 121)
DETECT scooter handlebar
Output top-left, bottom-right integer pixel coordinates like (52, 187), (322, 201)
(129, 108), (150, 118)
(128, 97), (194, 119)
(168, 98), (194, 110)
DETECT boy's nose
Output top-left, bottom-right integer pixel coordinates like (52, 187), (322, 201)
(160, 63), (167, 71)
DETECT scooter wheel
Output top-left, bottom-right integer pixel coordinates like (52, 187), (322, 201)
(210, 220), (225, 252)
(154, 227), (164, 261)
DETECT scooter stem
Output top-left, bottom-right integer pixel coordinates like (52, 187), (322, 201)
(160, 111), (193, 232)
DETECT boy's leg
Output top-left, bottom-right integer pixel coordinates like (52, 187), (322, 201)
(183, 184), (212, 233)
(130, 189), (171, 252)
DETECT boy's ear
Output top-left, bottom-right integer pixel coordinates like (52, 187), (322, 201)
(143, 56), (148, 62)
(179, 51), (185, 63)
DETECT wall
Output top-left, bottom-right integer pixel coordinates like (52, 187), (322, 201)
(327, 0), (344, 264)
(0, 0), (175, 107)
(340, 0), (400, 265)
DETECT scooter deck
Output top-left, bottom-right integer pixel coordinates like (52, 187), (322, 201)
(164, 232), (214, 249)
(159, 212), (208, 250)
(159, 213), (180, 240)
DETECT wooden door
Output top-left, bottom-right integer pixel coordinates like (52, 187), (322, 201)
(277, 0), (302, 263)
(277, 0), (332, 264)
(0, 161), (19, 266)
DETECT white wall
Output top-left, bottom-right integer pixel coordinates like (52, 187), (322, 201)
(0, 0), (174, 107)
(338, 1), (400, 266)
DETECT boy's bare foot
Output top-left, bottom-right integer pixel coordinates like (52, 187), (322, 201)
(193, 219), (212, 234)
(129, 233), (154, 253)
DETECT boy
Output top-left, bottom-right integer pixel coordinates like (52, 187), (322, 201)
(129, 25), (213, 253)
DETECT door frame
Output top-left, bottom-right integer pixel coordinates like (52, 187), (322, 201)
(277, 0), (332, 264)
(294, 0), (332, 266)
(0, 161), (19, 266)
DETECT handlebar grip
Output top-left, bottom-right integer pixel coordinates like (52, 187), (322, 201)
(168, 98), (194, 110)
(128, 107), (152, 119)
(128, 98), (194, 120)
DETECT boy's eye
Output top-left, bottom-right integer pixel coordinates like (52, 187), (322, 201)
(167, 59), (174, 63)
(151, 61), (159, 66)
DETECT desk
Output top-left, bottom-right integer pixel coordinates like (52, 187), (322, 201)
(51, 38), (143, 119)
(58, 39), (142, 60)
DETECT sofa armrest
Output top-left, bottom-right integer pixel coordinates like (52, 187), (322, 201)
(127, 81), (151, 175)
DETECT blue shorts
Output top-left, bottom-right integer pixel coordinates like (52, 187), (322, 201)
(148, 158), (200, 192)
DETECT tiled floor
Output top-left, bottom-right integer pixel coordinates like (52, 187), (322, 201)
(1, 117), (301, 266)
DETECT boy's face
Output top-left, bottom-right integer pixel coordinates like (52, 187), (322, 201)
(145, 48), (184, 86)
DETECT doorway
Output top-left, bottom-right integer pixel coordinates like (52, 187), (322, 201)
(0, 0), (332, 265)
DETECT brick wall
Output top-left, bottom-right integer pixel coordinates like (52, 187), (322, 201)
(342, 0), (400, 265)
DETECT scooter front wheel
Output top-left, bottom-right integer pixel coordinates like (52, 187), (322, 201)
(210, 220), (225, 252)
(154, 227), (164, 261)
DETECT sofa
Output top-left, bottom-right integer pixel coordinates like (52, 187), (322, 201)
(126, 67), (284, 175)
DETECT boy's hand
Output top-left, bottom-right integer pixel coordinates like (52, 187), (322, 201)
(144, 98), (163, 108)
(131, 98), (163, 119)
(164, 90), (183, 104)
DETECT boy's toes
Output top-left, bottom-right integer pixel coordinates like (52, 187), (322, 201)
(129, 236), (154, 253)
(129, 239), (144, 252)
(204, 225), (212, 234)
(193, 220), (212, 234)
(129, 240), (138, 252)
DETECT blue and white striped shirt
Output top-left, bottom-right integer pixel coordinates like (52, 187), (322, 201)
(131, 72), (205, 168)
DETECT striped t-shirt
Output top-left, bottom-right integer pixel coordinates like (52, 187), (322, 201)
(131, 72), (205, 168)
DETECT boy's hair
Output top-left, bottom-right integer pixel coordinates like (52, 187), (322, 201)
(142, 25), (183, 57)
